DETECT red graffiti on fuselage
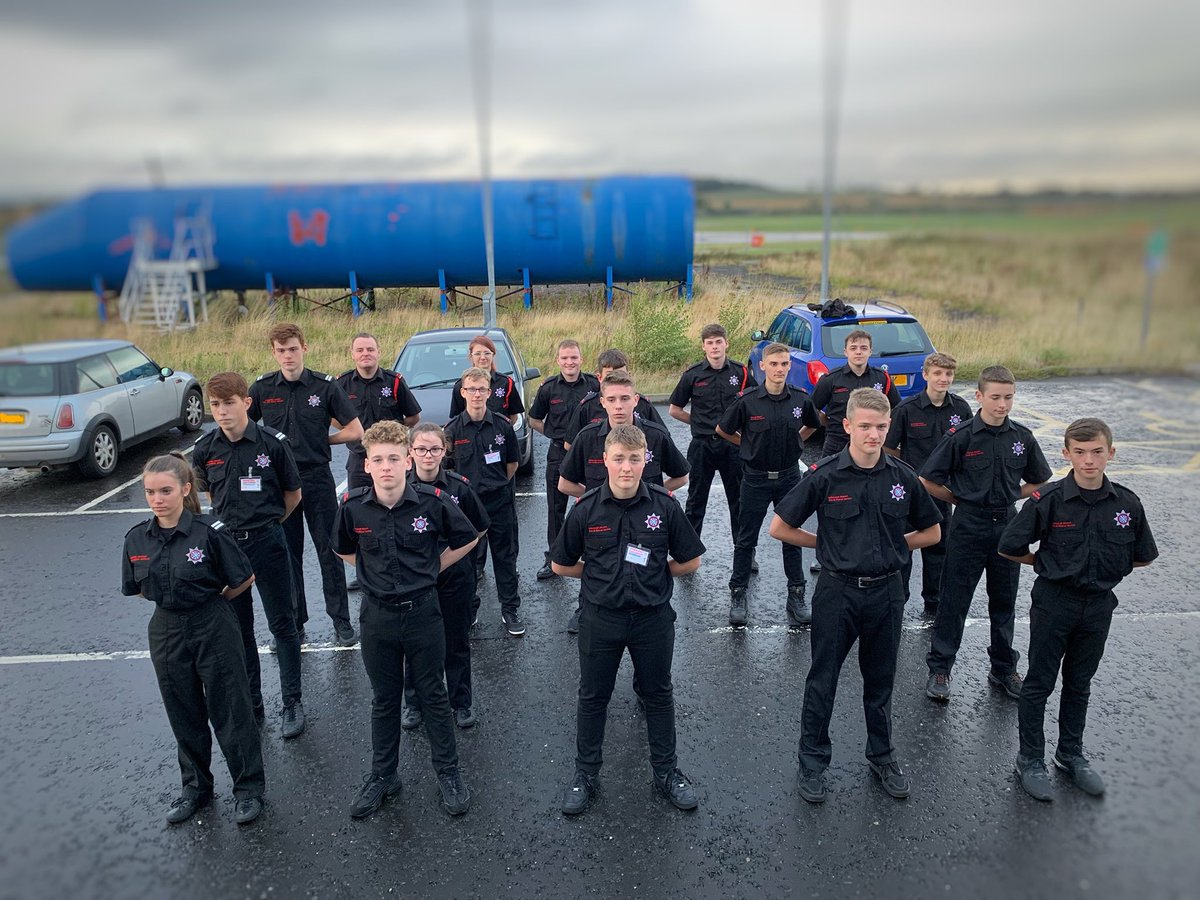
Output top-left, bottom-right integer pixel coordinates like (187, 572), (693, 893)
(288, 209), (330, 246)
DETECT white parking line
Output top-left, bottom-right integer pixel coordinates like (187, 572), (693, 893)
(2, 610), (1196, 666)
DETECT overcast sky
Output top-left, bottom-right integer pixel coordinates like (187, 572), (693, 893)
(1, 0), (1196, 198)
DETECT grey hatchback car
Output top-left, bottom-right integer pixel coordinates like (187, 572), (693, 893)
(0, 339), (203, 478)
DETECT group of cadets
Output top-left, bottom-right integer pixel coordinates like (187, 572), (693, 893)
(121, 319), (1157, 827)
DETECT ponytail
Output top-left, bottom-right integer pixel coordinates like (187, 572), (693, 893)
(143, 452), (201, 514)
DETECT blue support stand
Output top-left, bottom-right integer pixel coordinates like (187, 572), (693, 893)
(92, 275), (107, 322)
(683, 263), (694, 302)
(349, 270), (361, 317)
(438, 269), (450, 315)
(522, 268), (532, 310)
(265, 272), (276, 312)
(605, 265), (614, 311)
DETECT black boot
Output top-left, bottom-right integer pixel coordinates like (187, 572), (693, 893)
(729, 587), (748, 627)
(786, 584), (811, 626)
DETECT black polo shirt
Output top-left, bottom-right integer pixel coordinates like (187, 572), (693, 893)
(810, 365), (902, 439)
(192, 422), (302, 530)
(885, 390), (974, 470)
(551, 481), (705, 609)
(998, 474), (1157, 593)
(332, 482), (478, 605)
(448, 370), (526, 420)
(122, 510), (253, 612)
(776, 450), (942, 577)
(564, 392), (665, 446)
(919, 413), (1052, 507)
(411, 467), (491, 535)
(336, 367), (421, 451)
(669, 358), (757, 437)
(248, 368), (359, 469)
(560, 418), (689, 491)
(719, 384), (820, 471)
(529, 372), (600, 444)
(444, 409), (520, 494)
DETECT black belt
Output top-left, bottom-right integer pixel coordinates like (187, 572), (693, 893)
(744, 464), (799, 481)
(229, 525), (274, 541)
(365, 589), (435, 612)
(957, 501), (1014, 519)
(823, 570), (900, 589)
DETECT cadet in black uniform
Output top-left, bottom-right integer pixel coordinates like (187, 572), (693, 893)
(884, 352), (973, 613)
(551, 424), (707, 816)
(770, 389), (942, 804)
(193, 372), (307, 739)
(401, 422), (490, 731)
(333, 421), (480, 820)
(336, 331), (421, 491)
(563, 349), (665, 447)
(447, 334), (526, 421)
(528, 338), (599, 580)
(669, 323), (756, 537)
(920, 365), (1052, 703)
(122, 452), (265, 825)
(810, 328), (902, 456)
(248, 323), (363, 646)
(999, 418), (1157, 801)
(445, 366), (525, 637)
(716, 342), (819, 627)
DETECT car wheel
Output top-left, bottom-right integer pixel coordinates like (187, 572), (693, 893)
(77, 424), (119, 479)
(180, 388), (204, 432)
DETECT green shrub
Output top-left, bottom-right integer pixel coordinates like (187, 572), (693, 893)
(718, 299), (752, 360)
(619, 292), (693, 371)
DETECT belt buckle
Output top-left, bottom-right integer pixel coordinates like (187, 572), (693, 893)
(767, 470), (779, 480)
(399, 600), (414, 611)
(856, 576), (871, 588)
(231, 529), (250, 541)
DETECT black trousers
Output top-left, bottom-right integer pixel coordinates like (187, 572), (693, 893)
(544, 442), (569, 557)
(284, 465), (351, 629)
(148, 600), (265, 801)
(359, 592), (458, 777)
(685, 434), (741, 538)
(729, 467), (805, 590)
(477, 485), (521, 613)
(345, 446), (372, 491)
(404, 561), (476, 711)
(576, 601), (678, 778)
(900, 496), (951, 605)
(799, 571), (904, 774)
(230, 524), (302, 708)
(1019, 580), (1116, 760)
(821, 431), (849, 456)
(927, 504), (1021, 677)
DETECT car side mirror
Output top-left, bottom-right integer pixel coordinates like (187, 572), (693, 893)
(525, 367), (541, 380)
(159, 367), (174, 379)
(750, 330), (765, 341)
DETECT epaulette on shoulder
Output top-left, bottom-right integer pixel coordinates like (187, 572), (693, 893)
(336, 368), (355, 380)
(888, 454), (917, 473)
(1029, 480), (1064, 503)
(579, 390), (599, 404)
(256, 372), (272, 382)
(268, 429), (288, 442)
(124, 520), (146, 538)
(639, 417), (669, 435)
(309, 370), (332, 382)
(579, 485), (602, 503)
(342, 485), (372, 504)
(805, 455), (839, 475)
(647, 482), (674, 499)
(411, 482), (437, 497)
(684, 360), (706, 373)
(445, 470), (470, 486)
(196, 514), (226, 531)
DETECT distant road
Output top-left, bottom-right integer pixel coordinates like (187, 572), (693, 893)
(696, 230), (887, 244)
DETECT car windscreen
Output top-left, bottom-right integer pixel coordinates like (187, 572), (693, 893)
(822, 320), (933, 359)
(0, 362), (57, 397)
(397, 340), (518, 389)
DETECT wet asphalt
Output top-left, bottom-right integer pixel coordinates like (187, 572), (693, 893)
(1, 376), (1198, 899)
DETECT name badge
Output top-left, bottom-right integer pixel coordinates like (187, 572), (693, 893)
(625, 544), (650, 566)
(484, 450), (502, 465)
(240, 477), (263, 492)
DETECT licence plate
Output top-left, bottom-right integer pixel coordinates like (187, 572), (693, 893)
(0, 412), (26, 425)
(891, 374), (909, 386)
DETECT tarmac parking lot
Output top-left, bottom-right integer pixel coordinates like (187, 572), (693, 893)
(1, 376), (1198, 899)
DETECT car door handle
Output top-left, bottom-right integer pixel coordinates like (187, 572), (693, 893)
(128, 388), (140, 395)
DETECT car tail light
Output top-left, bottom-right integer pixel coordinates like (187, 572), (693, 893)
(56, 404), (74, 429)
(806, 360), (829, 387)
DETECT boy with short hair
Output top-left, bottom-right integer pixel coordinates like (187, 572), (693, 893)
(333, 420), (479, 820)
(564, 349), (664, 447)
(810, 329), (901, 457)
(920, 365), (1052, 703)
(884, 352), (973, 613)
(552, 424), (706, 816)
(999, 418), (1157, 801)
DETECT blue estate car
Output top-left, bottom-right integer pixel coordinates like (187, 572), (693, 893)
(748, 301), (935, 399)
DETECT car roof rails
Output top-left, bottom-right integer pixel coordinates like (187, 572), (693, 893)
(870, 299), (910, 315)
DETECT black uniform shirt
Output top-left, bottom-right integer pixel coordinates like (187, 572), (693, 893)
(810, 365), (902, 439)
(919, 413), (1053, 507)
(122, 510), (253, 612)
(444, 409), (520, 494)
(668, 358), (757, 437)
(552, 481), (705, 609)
(332, 482), (478, 605)
(719, 384), (820, 470)
(529, 372), (600, 444)
(998, 473), (1158, 593)
(192, 422), (302, 530)
(564, 392), (665, 445)
(412, 468), (491, 535)
(560, 418), (689, 491)
(448, 370), (526, 420)
(248, 368), (359, 469)
(776, 450), (942, 577)
(336, 367), (421, 454)
(885, 390), (974, 470)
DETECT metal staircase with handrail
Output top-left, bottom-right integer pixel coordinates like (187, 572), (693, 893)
(118, 212), (217, 332)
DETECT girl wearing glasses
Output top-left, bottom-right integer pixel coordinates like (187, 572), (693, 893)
(447, 335), (525, 422)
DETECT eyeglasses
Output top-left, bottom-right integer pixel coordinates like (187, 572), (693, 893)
(463, 386), (489, 394)
(411, 446), (445, 456)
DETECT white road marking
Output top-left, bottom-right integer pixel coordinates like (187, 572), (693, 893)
(3, 610), (1197, 666)
(72, 439), (200, 513)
